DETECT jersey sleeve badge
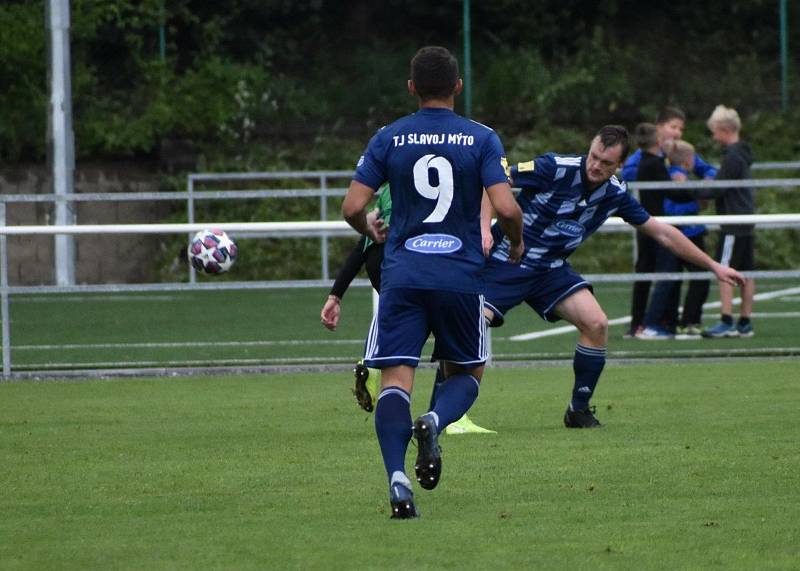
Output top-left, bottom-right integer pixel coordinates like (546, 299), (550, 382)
(517, 161), (535, 172)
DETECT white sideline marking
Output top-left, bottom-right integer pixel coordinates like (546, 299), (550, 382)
(509, 286), (800, 341)
(15, 339), (365, 351)
(747, 312), (800, 318)
(11, 287), (800, 353)
(17, 356), (359, 369)
(493, 347), (800, 359)
(16, 295), (178, 303)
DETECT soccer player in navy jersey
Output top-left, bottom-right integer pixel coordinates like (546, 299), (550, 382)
(482, 125), (744, 428)
(342, 46), (524, 519)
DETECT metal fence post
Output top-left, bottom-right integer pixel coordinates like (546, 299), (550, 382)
(48, 0), (77, 286)
(1, 204), (11, 378)
(320, 175), (329, 280)
(187, 175), (196, 283)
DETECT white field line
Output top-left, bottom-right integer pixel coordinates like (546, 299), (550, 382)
(18, 347), (800, 370)
(747, 312), (800, 318)
(15, 295), (179, 303)
(14, 339), (365, 351)
(11, 286), (800, 353)
(15, 356), (359, 369)
(493, 347), (800, 359)
(509, 286), (800, 341)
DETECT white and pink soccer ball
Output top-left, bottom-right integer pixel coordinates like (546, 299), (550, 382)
(188, 229), (238, 275)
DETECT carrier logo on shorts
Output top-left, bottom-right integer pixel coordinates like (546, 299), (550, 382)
(554, 219), (585, 237)
(405, 233), (462, 254)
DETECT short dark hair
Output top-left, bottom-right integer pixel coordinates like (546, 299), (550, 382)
(656, 106), (686, 125)
(634, 122), (658, 149)
(596, 124), (630, 161)
(410, 46), (459, 101)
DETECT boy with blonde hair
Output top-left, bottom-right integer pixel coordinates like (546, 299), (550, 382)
(702, 105), (756, 338)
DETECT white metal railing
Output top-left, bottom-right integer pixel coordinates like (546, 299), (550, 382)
(2, 213), (800, 377)
(3, 170), (800, 282)
(2, 214), (800, 235)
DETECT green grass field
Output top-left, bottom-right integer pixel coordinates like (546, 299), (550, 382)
(1, 360), (799, 570)
(3, 279), (799, 371)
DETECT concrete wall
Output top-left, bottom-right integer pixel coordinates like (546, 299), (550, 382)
(1, 162), (174, 285)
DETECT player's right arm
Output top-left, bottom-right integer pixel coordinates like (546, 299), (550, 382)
(344, 132), (390, 243)
(343, 180), (386, 242)
(638, 218), (744, 286)
(485, 182), (524, 263)
(480, 191), (495, 256)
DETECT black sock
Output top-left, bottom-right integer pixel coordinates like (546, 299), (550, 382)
(721, 314), (733, 326)
(738, 316), (751, 327)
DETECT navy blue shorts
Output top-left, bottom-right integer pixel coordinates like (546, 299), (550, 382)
(363, 288), (488, 368)
(483, 259), (592, 325)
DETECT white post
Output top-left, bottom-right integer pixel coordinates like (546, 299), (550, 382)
(0, 204), (11, 377)
(320, 175), (329, 280)
(47, 0), (76, 285)
(187, 176), (196, 283)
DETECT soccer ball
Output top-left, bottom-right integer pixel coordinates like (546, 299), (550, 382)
(188, 229), (238, 274)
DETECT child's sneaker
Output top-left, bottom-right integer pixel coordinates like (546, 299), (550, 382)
(702, 321), (738, 338)
(635, 326), (673, 340)
(736, 321), (754, 338)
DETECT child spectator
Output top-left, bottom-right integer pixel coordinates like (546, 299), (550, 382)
(638, 140), (711, 339)
(626, 123), (669, 337)
(663, 140), (709, 335)
(624, 108), (716, 337)
(701, 105), (756, 338)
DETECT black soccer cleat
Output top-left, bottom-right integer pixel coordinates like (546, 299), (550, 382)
(389, 481), (419, 519)
(564, 405), (602, 428)
(413, 413), (442, 490)
(352, 362), (374, 412)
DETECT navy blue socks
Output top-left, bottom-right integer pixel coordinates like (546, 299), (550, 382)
(428, 365), (445, 410)
(430, 374), (480, 431)
(571, 344), (606, 411)
(374, 387), (412, 482)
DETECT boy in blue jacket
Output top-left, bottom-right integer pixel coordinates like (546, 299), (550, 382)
(638, 140), (710, 338)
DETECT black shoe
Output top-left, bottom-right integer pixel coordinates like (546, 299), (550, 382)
(564, 405), (602, 428)
(413, 413), (442, 490)
(352, 361), (374, 412)
(389, 481), (419, 519)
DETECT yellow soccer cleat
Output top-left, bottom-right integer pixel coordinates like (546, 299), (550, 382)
(444, 414), (497, 435)
(353, 360), (381, 412)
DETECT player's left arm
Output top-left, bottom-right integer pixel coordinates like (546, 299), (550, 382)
(638, 218), (744, 286)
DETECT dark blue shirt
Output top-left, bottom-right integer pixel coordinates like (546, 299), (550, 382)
(491, 153), (650, 270)
(353, 108), (508, 293)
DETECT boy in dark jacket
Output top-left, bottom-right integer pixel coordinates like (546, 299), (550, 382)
(701, 105), (756, 338)
(626, 123), (670, 337)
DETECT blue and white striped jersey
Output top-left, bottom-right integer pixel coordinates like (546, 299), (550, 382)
(490, 153), (650, 270)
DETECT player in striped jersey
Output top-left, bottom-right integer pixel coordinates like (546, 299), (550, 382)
(482, 126), (744, 428)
